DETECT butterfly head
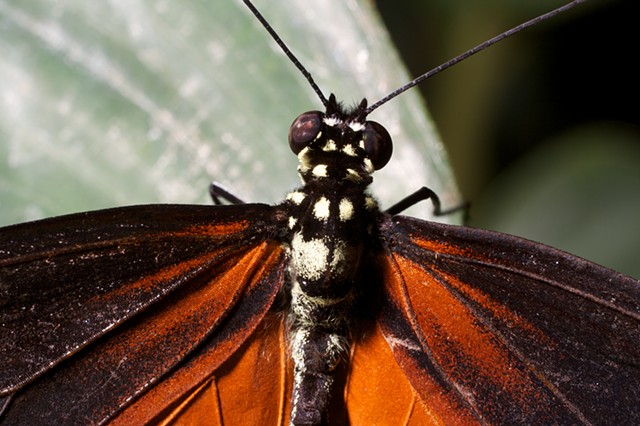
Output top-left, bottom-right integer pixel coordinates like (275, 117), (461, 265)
(288, 94), (393, 186)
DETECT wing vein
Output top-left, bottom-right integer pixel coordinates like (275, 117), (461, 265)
(440, 253), (640, 321)
(424, 264), (594, 425)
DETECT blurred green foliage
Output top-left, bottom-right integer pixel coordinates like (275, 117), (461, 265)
(1, 0), (637, 277)
(0, 0), (459, 225)
(378, 0), (640, 277)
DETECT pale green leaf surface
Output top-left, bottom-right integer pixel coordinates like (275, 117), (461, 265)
(0, 0), (460, 226)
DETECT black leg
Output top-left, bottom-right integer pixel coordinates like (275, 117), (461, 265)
(385, 186), (469, 222)
(209, 181), (246, 205)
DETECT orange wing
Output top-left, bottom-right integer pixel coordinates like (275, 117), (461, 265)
(122, 311), (443, 426)
(115, 312), (292, 425)
(377, 215), (640, 424)
(4, 206), (638, 424)
(0, 204), (286, 424)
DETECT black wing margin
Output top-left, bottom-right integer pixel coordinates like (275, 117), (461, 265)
(377, 214), (640, 425)
(0, 204), (286, 424)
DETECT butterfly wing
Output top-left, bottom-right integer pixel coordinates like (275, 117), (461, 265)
(377, 215), (640, 425)
(112, 311), (293, 425)
(344, 319), (453, 425)
(0, 204), (286, 424)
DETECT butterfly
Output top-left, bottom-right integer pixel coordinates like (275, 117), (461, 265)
(1, 0), (639, 424)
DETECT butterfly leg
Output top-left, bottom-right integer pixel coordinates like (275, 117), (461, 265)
(209, 181), (246, 205)
(385, 186), (469, 221)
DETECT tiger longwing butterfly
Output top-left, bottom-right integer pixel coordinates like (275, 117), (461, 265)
(1, 0), (639, 424)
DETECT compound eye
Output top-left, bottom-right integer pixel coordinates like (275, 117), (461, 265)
(289, 111), (322, 154)
(363, 121), (393, 170)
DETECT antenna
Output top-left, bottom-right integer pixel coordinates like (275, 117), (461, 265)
(243, 0), (586, 114)
(242, 0), (329, 107)
(366, 0), (586, 114)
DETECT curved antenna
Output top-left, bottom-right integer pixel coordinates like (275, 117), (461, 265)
(242, 0), (329, 107)
(366, 0), (586, 114)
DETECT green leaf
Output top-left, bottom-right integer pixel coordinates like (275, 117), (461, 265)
(0, 0), (460, 226)
(472, 123), (640, 278)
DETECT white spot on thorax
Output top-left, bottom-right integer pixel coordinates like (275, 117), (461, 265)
(338, 198), (354, 221)
(329, 239), (354, 277)
(288, 216), (297, 229)
(313, 197), (330, 220)
(322, 140), (337, 151)
(291, 234), (328, 281)
(342, 144), (357, 156)
(312, 164), (328, 177)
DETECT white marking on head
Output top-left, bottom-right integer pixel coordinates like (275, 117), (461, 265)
(342, 144), (357, 156)
(323, 116), (341, 127)
(312, 164), (328, 177)
(286, 191), (306, 205)
(313, 197), (330, 220)
(363, 158), (374, 173)
(297, 147), (311, 172)
(322, 140), (337, 151)
(291, 234), (328, 281)
(348, 121), (364, 132)
(338, 198), (354, 221)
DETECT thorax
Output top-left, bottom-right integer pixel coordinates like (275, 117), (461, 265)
(280, 184), (378, 299)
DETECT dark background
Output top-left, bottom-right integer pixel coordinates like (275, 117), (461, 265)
(375, 0), (640, 277)
(377, 0), (637, 199)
